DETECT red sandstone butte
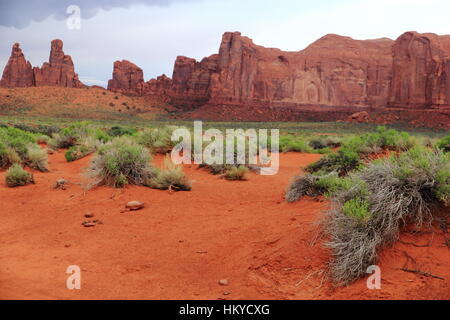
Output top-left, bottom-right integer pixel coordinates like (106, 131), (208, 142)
(0, 43), (34, 87)
(33, 39), (84, 88)
(107, 60), (146, 95)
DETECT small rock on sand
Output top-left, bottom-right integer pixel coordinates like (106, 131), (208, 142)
(126, 201), (145, 211)
(82, 222), (96, 228)
(218, 279), (229, 286)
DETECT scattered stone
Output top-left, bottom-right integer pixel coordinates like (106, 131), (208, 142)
(84, 212), (94, 218)
(223, 291), (231, 296)
(82, 222), (96, 228)
(82, 219), (102, 227)
(126, 201), (145, 211)
(218, 279), (229, 286)
(346, 111), (370, 123)
(53, 178), (68, 190)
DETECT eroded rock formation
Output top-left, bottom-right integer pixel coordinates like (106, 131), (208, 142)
(163, 31), (450, 111)
(107, 60), (145, 95)
(0, 43), (34, 87)
(4, 31), (450, 118)
(0, 40), (84, 88)
(388, 31), (450, 108)
(33, 39), (84, 88)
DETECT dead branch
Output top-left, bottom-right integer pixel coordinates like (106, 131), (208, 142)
(399, 268), (445, 281)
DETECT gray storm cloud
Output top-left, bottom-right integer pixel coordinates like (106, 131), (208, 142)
(0, 0), (197, 29)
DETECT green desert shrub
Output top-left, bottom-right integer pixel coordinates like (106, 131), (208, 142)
(5, 164), (34, 187)
(137, 126), (176, 154)
(309, 136), (342, 150)
(13, 123), (60, 136)
(36, 125), (60, 137)
(224, 165), (249, 181)
(65, 137), (100, 162)
(280, 135), (313, 153)
(324, 146), (449, 286)
(285, 174), (321, 203)
(0, 126), (38, 158)
(149, 156), (191, 191)
(48, 133), (77, 149)
(341, 198), (371, 222)
(306, 127), (416, 176)
(50, 122), (110, 149)
(13, 123), (39, 134)
(0, 142), (20, 168)
(87, 137), (156, 188)
(436, 132), (450, 152)
(26, 144), (48, 172)
(107, 126), (136, 137)
(65, 145), (91, 162)
(285, 172), (363, 202)
(306, 148), (361, 176)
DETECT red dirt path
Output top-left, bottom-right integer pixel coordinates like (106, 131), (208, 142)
(0, 151), (448, 300)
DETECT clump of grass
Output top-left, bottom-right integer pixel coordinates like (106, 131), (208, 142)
(107, 126), (136, 137)
(48, 133), (77, 149)
(436, 132), (450, 152)
(0, 142), (21, 169)
(309, 136), (342, 151)
(306, 127), (417, 176)
(285, 172), (360, 202)
(280, 135), (313, 153)
(5, 164), (34, 187)
(150, 156), (191, 191)
(87, 137), (156, 188)
(324, 146), (449, 286)
(26, 144), (49, 172)
(0, 126), (38, 159)
(285, 174), (321, 202)
(224, 165), (248, 181)
(137, 126), (176, 154)
(65, 137), (100, 162)
(49, 121), (110, 150)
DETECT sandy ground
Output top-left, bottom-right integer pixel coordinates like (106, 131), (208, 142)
(0, 150), (448, 300)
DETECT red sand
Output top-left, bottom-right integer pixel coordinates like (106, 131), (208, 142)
(0, 151), (448, 300)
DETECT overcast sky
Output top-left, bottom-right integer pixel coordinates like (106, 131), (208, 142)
(1, 0), (449, 87)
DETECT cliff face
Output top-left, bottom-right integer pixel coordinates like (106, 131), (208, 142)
(166, 32), (395, 108)
(388, 32), (450, 108)
(207, 32), (394, 108)
(165, 31), (450, 110)
(104, 32), (395, 109)
(0, 43), (34, 87)
(0, 40), (84, 88)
